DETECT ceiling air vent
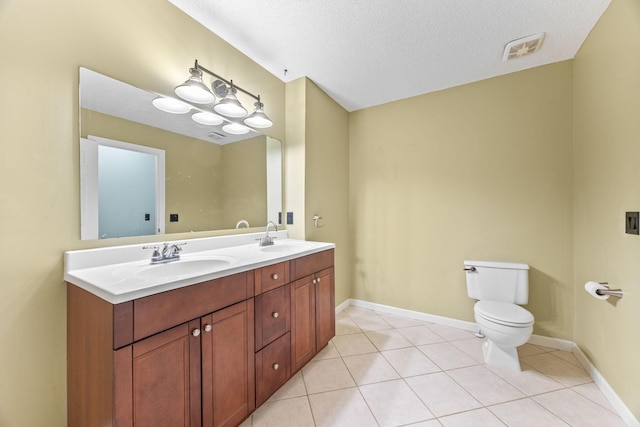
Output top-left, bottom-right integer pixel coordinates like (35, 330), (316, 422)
(208, 131), (226, 140)
(503, 32), (545, 61)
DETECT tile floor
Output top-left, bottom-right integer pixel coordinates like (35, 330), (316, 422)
(240, 306), (626, 427)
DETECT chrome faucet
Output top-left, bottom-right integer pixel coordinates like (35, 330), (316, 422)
(143, 242), (186, 264)
(258, 221), (278, 246)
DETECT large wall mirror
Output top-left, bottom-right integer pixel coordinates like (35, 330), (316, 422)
(79, 68), (282, 240)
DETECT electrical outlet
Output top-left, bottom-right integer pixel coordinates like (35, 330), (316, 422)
(170, 213), (179, 223)
(625, 212), (639, 234)
(287, 212), (294, 225)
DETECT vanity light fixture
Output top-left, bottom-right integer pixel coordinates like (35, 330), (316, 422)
(174, 60), (273, 128)
(192, 111), (224, 126)
(222, 122), (251, 135)
(174, 67), (216, 104)
(151, 96), (192, 114)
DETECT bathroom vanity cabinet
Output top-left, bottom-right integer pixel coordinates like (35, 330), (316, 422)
(67, 247), (334, 427)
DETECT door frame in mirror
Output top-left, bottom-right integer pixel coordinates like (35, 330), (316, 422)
(80, 135), (166, 240)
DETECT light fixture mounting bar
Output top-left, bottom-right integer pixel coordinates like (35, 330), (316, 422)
(194, 60), (261, 102)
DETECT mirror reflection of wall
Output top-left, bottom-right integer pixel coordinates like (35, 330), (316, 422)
(79, 68), (282, 240)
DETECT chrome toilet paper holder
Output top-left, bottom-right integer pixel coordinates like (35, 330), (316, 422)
(595, 282), (624, 299)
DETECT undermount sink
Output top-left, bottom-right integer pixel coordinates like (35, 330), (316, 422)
(114, 257), (236, 280)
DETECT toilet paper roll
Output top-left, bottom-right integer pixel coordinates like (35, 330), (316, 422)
(584, 281), (609, 300)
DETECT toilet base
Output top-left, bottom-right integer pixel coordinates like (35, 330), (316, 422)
(482, 339), (522, 371)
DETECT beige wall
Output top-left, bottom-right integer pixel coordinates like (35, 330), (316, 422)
(350, 62), (575, 339)
(0, 0), (284, 425)
(285, 78), (351, 307)
(304, 80), (351, 307)
(574, 0), (640, 418)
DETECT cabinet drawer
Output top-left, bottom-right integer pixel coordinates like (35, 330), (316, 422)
(255, 284), (290, 350)
(255, 332), (291, 406)
(133, 272), (248, 342)
(255, 261), (289, 295)
(291, 249), (334, 281)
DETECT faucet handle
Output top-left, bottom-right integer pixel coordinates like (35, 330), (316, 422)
(143, 245), (162, 261)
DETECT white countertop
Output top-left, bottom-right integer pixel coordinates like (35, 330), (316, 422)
(64, 231), (335, 304)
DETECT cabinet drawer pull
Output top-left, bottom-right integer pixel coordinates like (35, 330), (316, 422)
(192, 328), (201, 337)
(272, 312), (279, 318)
(272, 273), (279, 280)
(203, 324), (212, 332)
(273, 363), (279, 371)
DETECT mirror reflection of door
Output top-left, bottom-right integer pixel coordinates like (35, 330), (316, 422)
(80, 136), (165, 239)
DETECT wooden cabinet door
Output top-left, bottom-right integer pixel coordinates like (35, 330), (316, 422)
(201, 300), (255, 427)
(315, 268), (335, 351)
(290, 277), (316, 373)
(129, 320), (202, 427)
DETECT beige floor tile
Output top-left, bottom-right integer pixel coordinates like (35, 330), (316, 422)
(548, 349), (583, 368)
(381, 347), (441, 377)
(343, 352), (400, 385)
(335, 315), (362, 335)
(450, 338), (485, 363)
(313, 340), (341, 360)
(426, 324), (477, 341)
(517, 343), (552, 358)
(447, 365), (525, 406)
(378, 312), (424, 328)
(251, 396), (315, 427)
(344, 306), (380, 319)
(489, 398), (569, 426)
(533, 389), (626, 427)
(360, 379), (435, 427)
(521, 352), (592, 387)
(406, 421), (443, 427)
(301, 357), (356, 394)
(308, 387), (378, 427)
(331, 332), (378, 356)
(417, 342), (479, 370)
(571, 382), (617, 414)
(486, 363), (564, 396)
(405, 372), (482, 417)
(438, 408), (505, 427)
(351, 315), (393, 331)
(267, 371), (307, 402)
(397, 325), (447, 346)
(365, 328), (413, 351)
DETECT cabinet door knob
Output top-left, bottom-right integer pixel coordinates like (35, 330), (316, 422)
(204, 324), (212, 332)
(272, 273), (279, 280)
(272, 311), (279, 318)
(273, 363), (279, 371)
(317, 277), (321, 283)
(192, 328), (201, 337)
(312, 279), (317, 284)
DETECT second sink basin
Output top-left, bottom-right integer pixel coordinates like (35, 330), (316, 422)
(260, 242), (314, 253)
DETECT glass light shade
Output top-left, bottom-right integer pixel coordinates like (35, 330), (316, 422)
(213, 87), (247, 118)
(222, 122), (250, 135)
(174, 68), (215, 104)
(244, 102), (273, 128)
(192, 111), (224, 125)
(152, 96), (191, 114)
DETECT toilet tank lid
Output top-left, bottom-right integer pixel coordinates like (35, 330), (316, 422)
(464, 260), (529, 270)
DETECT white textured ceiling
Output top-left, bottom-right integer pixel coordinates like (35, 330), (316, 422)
(168, 0), (610, 112)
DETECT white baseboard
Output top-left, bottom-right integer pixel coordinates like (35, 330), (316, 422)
(572, 345), (640, 427)
(340, 298), (638, 426)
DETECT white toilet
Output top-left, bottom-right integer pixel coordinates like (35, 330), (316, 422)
(464, 260), (534, 371)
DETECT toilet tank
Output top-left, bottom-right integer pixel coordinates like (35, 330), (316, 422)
(464, 260), (529, 304)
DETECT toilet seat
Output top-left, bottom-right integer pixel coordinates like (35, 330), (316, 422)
(474, 300), (534, 328)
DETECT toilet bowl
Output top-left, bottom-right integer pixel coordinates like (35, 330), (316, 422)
(474, 300), (534, 371)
